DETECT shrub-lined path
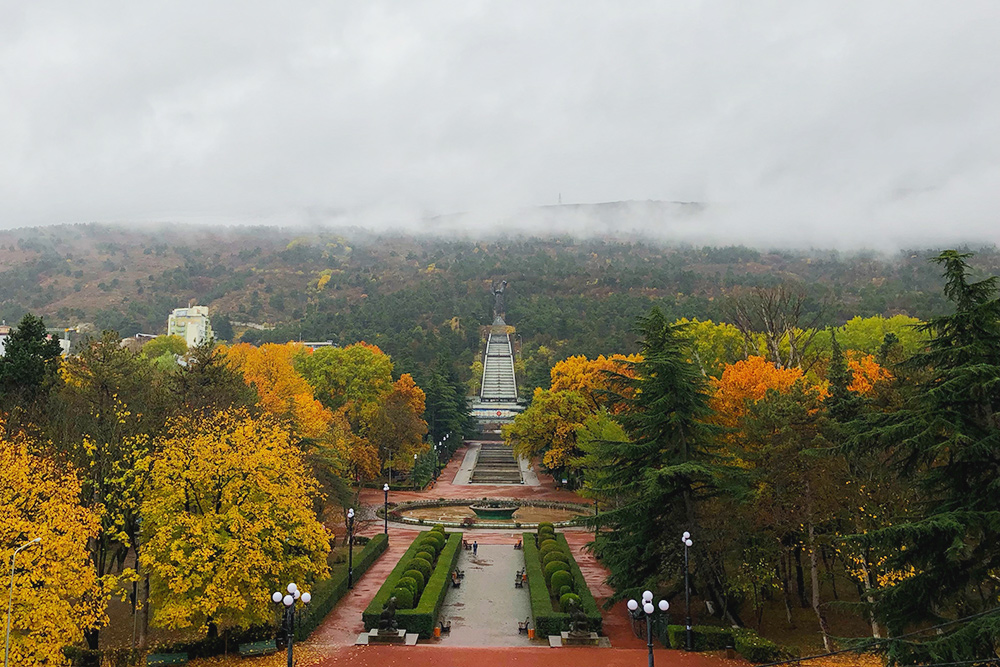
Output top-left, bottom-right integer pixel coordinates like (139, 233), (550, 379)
(292, 441), (743, 666)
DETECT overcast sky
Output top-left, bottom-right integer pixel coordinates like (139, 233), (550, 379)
(1, 2), (999, 247)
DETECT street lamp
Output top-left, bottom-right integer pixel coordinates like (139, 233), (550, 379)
(271, 582), (311, 667)
(383, 484), (389, 535)
(347, 508), (356, 589)
(5, 537), (41, 667)
(627, 591), (669, 667)
(682, 532), (694, 651)
(413, 453), (418, 489)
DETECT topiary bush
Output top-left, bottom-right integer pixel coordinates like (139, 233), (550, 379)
(559, 585), (572, 597)
(392, 586), (415, 609)
(550, 569), (573, 592)
(559, 593), (582, 612)
(733, 628), (792, 663)
(537, 522), (555, 532)
(544, 560), (570, 584)
(539, 540), (559, 555)
(416, 549), (435, 563)
(432, 524), (445, 533)
(410, 556), (433, 580)
(397, 576), (419, 597)
(402, 569), (425, 594)
(543, 550), (569, 567)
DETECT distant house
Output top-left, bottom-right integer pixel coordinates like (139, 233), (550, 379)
(0, 324), (10, 356)
(302, 340), (337, 350)
(167, 306), (214, 347)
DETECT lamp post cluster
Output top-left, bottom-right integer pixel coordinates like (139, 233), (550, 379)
(627, 591), (669, 667)
(271, 583), (310, 667)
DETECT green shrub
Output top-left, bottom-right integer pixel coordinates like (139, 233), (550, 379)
(539, 540), (559, 556)
(397, 576), (418, 597)
(537, 522), (555, 532)
(544, 560), (570, 584)
(415, 549), (435, 563)
(410, 557), (433, 580)
(559, 593), (582, 612)
(432, 524), (445, 533)
(550, 570), (573, 592)
(363, 532), (463, 639)
(392, 586), (414, 609)
(543, 550), (569, 568)
(733, 628), (790, 663)
(559, 585), (572, 597)
(666, 625), (733, 651)
(422, 533), (445, 553)
(402, 570), (425, 594)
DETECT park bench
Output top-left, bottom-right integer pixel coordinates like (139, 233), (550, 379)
(463, 539), (472, 550)
(514, 568), (525, 588)
(451, 571), (461, 588)
(517, 617), (530, 634)
(440, 619), (452, 634)
(514, 539), (522, 550)
(455, 568), (465, 579)
(238, 639), (277, 657)
(146, 654), (188, 666)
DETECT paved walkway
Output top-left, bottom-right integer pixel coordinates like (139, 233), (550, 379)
(438, 544), (531, 646)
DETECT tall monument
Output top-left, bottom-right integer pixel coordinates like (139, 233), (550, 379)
(470, 279), (524, 429)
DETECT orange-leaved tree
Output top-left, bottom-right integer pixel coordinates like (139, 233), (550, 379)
(710, 355), (806, 429)
(502, 388), (591, 480)
(140, 409), (330, 635)
(0, 422), (105, 665)
(549, 353), (640, 411)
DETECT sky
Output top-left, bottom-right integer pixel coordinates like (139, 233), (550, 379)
(1, 2), (999, 248)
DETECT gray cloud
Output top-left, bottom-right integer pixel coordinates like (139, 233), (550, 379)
(1, 2), (998, 247)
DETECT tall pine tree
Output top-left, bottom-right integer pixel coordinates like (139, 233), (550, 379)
(591, 307), (730, 612)
(857, 251), (1000, 663)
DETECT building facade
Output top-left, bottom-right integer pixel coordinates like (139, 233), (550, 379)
(167, 306), (214, 347)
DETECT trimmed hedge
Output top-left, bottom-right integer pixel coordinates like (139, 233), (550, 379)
(522, 532), (602, 637)
(363, 531), (463, 638)
(733, 628), (794, 663)
(666, 624), (732, 651)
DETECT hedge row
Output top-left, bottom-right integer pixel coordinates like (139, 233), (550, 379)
(295, 533), (388, 640)
(522, 532), (603, 637)
(63, 535), (389, 666)
(662, 624), (792, 663)
(362, 531), (462, 638)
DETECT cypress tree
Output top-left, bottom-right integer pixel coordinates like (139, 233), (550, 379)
(0, 313), (63, 424)
(857, 251), (1000, 663)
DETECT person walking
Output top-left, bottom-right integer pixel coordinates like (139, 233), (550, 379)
(472, 540), (478, 555)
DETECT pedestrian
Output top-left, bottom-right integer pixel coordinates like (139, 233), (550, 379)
(473, 540), (478, 555)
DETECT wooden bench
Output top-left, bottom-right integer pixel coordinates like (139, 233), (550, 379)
(238, 639), (277, 657)
(451, 572), (461, 588)
(463, 539), (472, 551)
(517, 617), (530, 634)
(146, 654), (188, 666)
(514, 540), (522, 550)
(514, 568), (525, 587)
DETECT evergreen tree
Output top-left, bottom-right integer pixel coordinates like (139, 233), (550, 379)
(0, 313), (63, 427)
(590, 307), (728, 608)
(857, 251), (1000, 664)
(826, 329), (863, 423)
(169, 341), (257, 414)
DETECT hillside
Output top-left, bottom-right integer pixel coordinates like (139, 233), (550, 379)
(2, 221), (996, 390)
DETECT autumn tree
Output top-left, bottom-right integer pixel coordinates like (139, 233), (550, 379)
(223, 342), (333, 441)
(48, 331), (164, 649)
(293, 342), (394, 426)
(502, 388), (591, 482)
(549, 353), (640, 411)
(141, 410), (330, 635)
(726, 284), (823, 369)
(141, 334), (187, 359)
(709, 355), (805, 430)
(0, 423), (105, 665)
(168, 341), (257, 414)
(675, 317), (745, 377)
(367, 374), (429, 481)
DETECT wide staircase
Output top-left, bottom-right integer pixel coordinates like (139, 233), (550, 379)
(480, 333), (517, 401)
(470, 442), (523, 484)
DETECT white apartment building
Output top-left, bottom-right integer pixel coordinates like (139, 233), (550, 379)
(167, 306), (214, 347)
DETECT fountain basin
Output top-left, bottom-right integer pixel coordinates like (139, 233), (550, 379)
(469, 504), (519, 520)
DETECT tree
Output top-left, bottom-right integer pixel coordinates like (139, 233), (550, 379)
(140, 410), (329, 634)
(675, 317), (745, 377)
(549, 353), (639, 411)
(293, 342), (394, 422)
(726, 284), (823, 369)
(502, 388), (591, 480)
(0, 422), (105, 665)
(590, 308), (729, 610)
(367, 374), (429, 480)
(141, 335), (187, 359)
(210, 313), (234, 342)
(709, 356), (805, 431)
(49, 331), (164, 649)
(0, 313), (63, 426)
(223, 342), (333, 441)
(168, 341), (257, 414)
(855, 251), (1000, 664)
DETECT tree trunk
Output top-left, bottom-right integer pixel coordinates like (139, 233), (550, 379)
(858, 557), (883, 639)
(138, 572), (149, 648)
(794, 546), (808, 608)
(779, 552), (795, 627)
(805, 490), (833, 653)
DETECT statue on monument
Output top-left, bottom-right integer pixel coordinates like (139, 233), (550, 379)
(491, 280), (507, 321)
(567, 598), (591, 636)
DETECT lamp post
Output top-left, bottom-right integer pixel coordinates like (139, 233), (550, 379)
(271, 583), (311, 667)
(413, 453), (418, 489)
(682, 532), (694, 651)
(627, 591), (669, 667)
(5, 537), (41, 667)
(434, 442), (441, 480)
(347, 508), (356, 589)
(383, 484), (389, 535)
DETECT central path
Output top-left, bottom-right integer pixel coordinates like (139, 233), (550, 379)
(438, 544), (531, 646)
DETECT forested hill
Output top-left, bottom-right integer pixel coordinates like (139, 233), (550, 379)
(1, 222), (996, 388)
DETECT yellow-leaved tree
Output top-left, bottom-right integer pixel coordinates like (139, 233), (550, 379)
(0, 422), (105, 665)
(549, 353), (640, 411)
(140, 409), (330, 635)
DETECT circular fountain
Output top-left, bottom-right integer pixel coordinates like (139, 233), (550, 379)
(469, 502), (520, 520)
